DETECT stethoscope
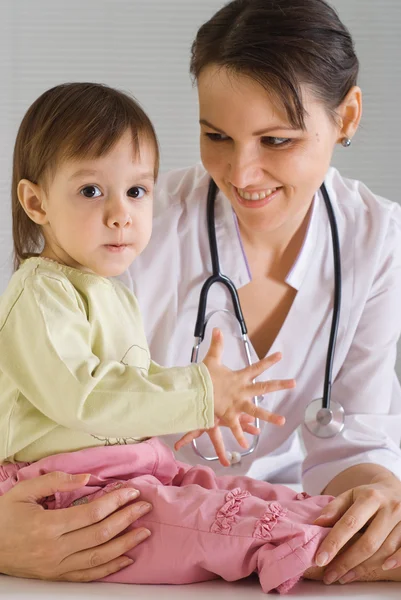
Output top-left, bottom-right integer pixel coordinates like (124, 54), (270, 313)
(190, 179), (345, 466)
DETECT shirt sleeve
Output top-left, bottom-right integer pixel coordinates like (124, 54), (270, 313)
(0, 273), (214, 439)
(302, 207), (401, 495)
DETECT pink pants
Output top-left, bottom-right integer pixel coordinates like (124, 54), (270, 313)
(0, 438), (332, 593)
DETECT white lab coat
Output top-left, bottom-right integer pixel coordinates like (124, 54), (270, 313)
(127, 164), (401, 494)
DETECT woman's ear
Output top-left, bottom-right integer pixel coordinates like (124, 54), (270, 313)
(336, 86), (363, 143)
(17, 179), (49, 225)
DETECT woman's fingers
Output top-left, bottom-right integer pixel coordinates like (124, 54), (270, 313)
(314, 491), (353, 526)
(56, 486), (145, 538)
(58, 525), (151, 581)
(316, 495), (381, 569)
(322, 506), (401, 584)
(62, 496), (152, 555)
(10, 471), (90, 504)
(382, 523), (401, 571)
(326, 524), (401, 584)
(58, 556), (135, 583)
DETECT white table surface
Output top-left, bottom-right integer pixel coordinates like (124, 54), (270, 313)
(1, 574), (400, 598)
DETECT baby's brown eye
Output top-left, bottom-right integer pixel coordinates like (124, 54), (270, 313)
(127, 186), (146, 199)
(80, 185), (101, 198)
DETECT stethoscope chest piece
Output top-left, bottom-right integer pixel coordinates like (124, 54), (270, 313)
(304, 398), (345, 438)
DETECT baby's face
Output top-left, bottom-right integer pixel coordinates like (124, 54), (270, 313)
(39, 129), (156, 277)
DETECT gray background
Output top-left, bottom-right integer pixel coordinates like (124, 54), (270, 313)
(0, 0), (400, 369)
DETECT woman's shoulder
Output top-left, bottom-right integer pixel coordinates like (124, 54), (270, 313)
(327, 166), (401, 228)
(326, 167), (401, 270)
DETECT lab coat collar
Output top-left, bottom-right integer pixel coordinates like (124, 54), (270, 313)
(285, 192), (319, 291)
(214, 188), (252, 289)
(214, 187), (320, 292)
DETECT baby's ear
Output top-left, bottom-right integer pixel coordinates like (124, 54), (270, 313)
(17, 179), (49, 225)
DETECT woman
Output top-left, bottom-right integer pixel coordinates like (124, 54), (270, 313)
(2, 0), (401, 587)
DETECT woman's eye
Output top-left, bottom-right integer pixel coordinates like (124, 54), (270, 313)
(205, 132), (230, 142)
(127, 186), (146, 199)
(80, 185), (102, 198)
(262, 137), (291, 147)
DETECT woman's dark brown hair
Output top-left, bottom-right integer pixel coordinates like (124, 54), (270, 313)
(12, 82), (159, 269)
(190, 0), (359, 128)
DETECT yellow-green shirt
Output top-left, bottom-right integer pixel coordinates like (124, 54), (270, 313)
(0, 258), (214, 463)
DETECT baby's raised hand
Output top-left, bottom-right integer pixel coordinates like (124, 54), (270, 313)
(202, 328), (295, 449)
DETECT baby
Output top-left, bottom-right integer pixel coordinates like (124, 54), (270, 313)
(0, 82), (333, 593)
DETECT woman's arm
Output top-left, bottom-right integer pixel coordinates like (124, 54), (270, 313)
(322, 463), (395, 496)
(0, 471), (152, 581)
(303, 205), (401, 584)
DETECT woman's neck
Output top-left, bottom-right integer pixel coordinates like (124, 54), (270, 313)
(237, 201), (313, 280)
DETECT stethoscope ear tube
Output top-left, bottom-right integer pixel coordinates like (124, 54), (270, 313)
(193, 179), (247, 339)
(319, 183), (342, 411)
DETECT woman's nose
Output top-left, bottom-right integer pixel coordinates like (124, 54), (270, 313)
(228, 147), (265, 189)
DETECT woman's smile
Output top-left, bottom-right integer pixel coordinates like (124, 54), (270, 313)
(234, 185), (283, 209)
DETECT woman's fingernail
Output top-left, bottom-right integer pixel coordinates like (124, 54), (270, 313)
(316, 552), (330, 567)
(339, 571), (356, 584)
(126, 489), (140, 500)
(74, 473), (91, 482)
(139, 502), (152, 514)
(382, 559), (398, 571)
(316, 513), (332, 521)
(120, 557), (134, 568)
(135, 528), (151, 542)
(324, 571), (338, 585)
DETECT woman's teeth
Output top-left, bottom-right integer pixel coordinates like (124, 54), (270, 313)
(237, 187), (277, 201)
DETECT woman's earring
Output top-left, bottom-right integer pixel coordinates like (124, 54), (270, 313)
(341, 137), (352, 148)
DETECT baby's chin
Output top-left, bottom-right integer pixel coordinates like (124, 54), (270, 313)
(92, 259), (135, 278)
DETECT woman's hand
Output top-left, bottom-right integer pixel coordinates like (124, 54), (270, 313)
(0, 471), (152, 581)
(314, 473), (401, 584)
(174, 414), (260, 466)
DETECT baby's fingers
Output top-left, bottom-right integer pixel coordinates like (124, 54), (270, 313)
(250, 378), (296, 396)
(241, 401), (286, 426)
(241, 422), (260, 435)
(174, 429), (204, 451)
(241, 351), (282, 379)
(228, 417), (250, 450)
(207, 427), (231, 467)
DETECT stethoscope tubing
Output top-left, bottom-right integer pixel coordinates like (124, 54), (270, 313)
(191, 178), (343, 455)
(319, 183), (342, 410)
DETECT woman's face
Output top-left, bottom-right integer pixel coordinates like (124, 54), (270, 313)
(198, 66), (342, 236)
